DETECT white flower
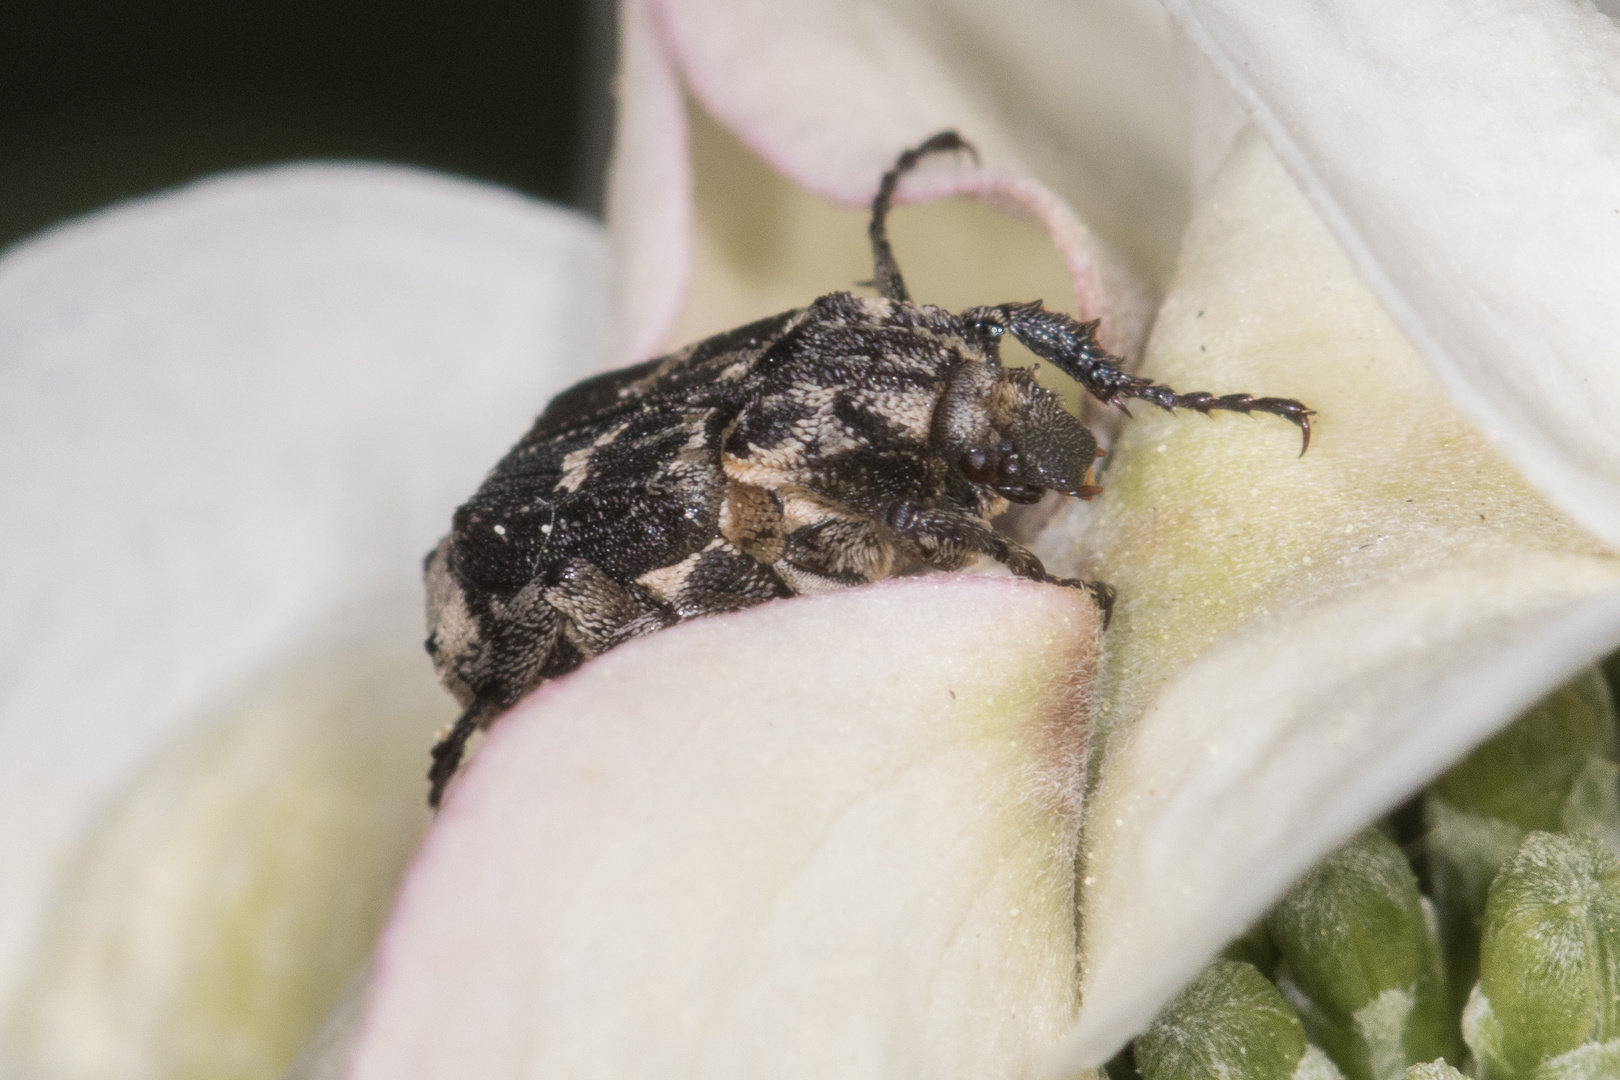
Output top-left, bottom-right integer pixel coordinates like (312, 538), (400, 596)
(5, 1), (1620, 1078)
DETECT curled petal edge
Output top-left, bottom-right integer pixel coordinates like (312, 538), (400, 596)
(1049, 559), (1620, 1074)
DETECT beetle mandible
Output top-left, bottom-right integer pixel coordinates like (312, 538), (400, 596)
(422, 131), (1313, 806)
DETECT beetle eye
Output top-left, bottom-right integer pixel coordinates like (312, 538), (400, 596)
(962, 448), (996, 484)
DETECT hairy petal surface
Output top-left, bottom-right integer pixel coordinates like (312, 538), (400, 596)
(0, 168), (610, 1078)
(344, 578), (1098, 1080)
(1169, 0), (1620, 548)
(1032, 132), (1620, 1072)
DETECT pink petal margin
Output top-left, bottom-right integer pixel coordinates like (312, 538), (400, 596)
(608, 0), (1152, 366)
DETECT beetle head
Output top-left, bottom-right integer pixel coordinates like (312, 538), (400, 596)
(936, 362), (1101, 504)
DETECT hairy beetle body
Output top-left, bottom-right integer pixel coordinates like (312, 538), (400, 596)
(423, 132), (1312, 806)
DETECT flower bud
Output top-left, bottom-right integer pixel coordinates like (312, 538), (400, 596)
(1135, 959), (1346, 1080)
(1266, 828), (1457, 1080)
(1523, 1040), (1620, 1079)
(1431, 671), (1617, 830)
(1401, 1063), (1465, 1080)
(1462, 832), (1620, 1079)
(1425, 670), (1620, 1008)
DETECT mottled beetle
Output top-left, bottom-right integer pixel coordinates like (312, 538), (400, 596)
(423, 131), (1312, 806)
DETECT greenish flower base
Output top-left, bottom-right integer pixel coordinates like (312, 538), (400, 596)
(1122, 661), (1620, 1080)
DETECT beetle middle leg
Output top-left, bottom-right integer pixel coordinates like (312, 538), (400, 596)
(545, 558), (675, 658)
(774, 515), (897, 594)
(639, 539), (794, 619)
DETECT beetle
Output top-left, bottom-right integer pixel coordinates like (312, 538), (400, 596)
(422, 131), (1312, 806)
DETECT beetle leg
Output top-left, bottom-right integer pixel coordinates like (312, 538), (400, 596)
(427, 704), (488, 808)
(867, 131), (979, 304)
(545, 558), (674, 658)
(880, 499), (1043, 577)
(1057, 577), (1116, 628)
(876, 499), (1113, 622)
(639, 539), (793, 618)
(969, 301), (1315, 454)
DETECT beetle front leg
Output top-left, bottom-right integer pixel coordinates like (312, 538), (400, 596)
(881, 499), (1043, 577)
(878, 499), (1114, 623)
(966, 301), (1314, 454)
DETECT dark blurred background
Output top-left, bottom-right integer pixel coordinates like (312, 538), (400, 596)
(0, 0), (610, 254)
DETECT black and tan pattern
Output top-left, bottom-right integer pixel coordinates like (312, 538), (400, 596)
(422, 131), (1314, 806)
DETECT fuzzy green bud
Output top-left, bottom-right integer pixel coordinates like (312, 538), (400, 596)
(1135, 960), (1346, 1080)
(1462, 832), (1620, 1079)
(1401, 1064), (1466, 1080)
(1265, 829), (1456, 1080)
(1430, 672), (1617, 830)
(1425, 670), (1620, 1010)
(1529, 1040), (1620, 1080)
(1393, 1062), (1470, 1080)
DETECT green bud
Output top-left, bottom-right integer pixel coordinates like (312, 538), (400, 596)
(1135, 959), (1346, 1080)
(1425, 670), (1620, 1011)
(1423, 794), (1527, 1018)
(1265, 829), (1457, 1080)
(1463, 832), (1620, 1079)
(1533, 1039), (1620, 1080)
(1430, 670), (1617, 830)
(1401, 1063), (1466, 1080)
(1599, 650), (1620, 710)
(1561, 757), (1620, 854)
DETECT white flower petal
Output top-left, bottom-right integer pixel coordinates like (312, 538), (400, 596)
(610, 0), (1160, 359)
(0, 168), (609, 1073)
(1061, 567), (1620, 1072)
(1167, 0), (1620, 547)
(344, 578), (1098, 1080)
(5, 651), (442, 1080)
(662, 104), (1081, 361)
(1032, 132), (1620, 1073)
(906, 0), (1192, 286)
(606, 0), (692, 366)
(658, 0), (1185, 289)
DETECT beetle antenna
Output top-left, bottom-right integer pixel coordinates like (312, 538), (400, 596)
(868, 131), (979, 303)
